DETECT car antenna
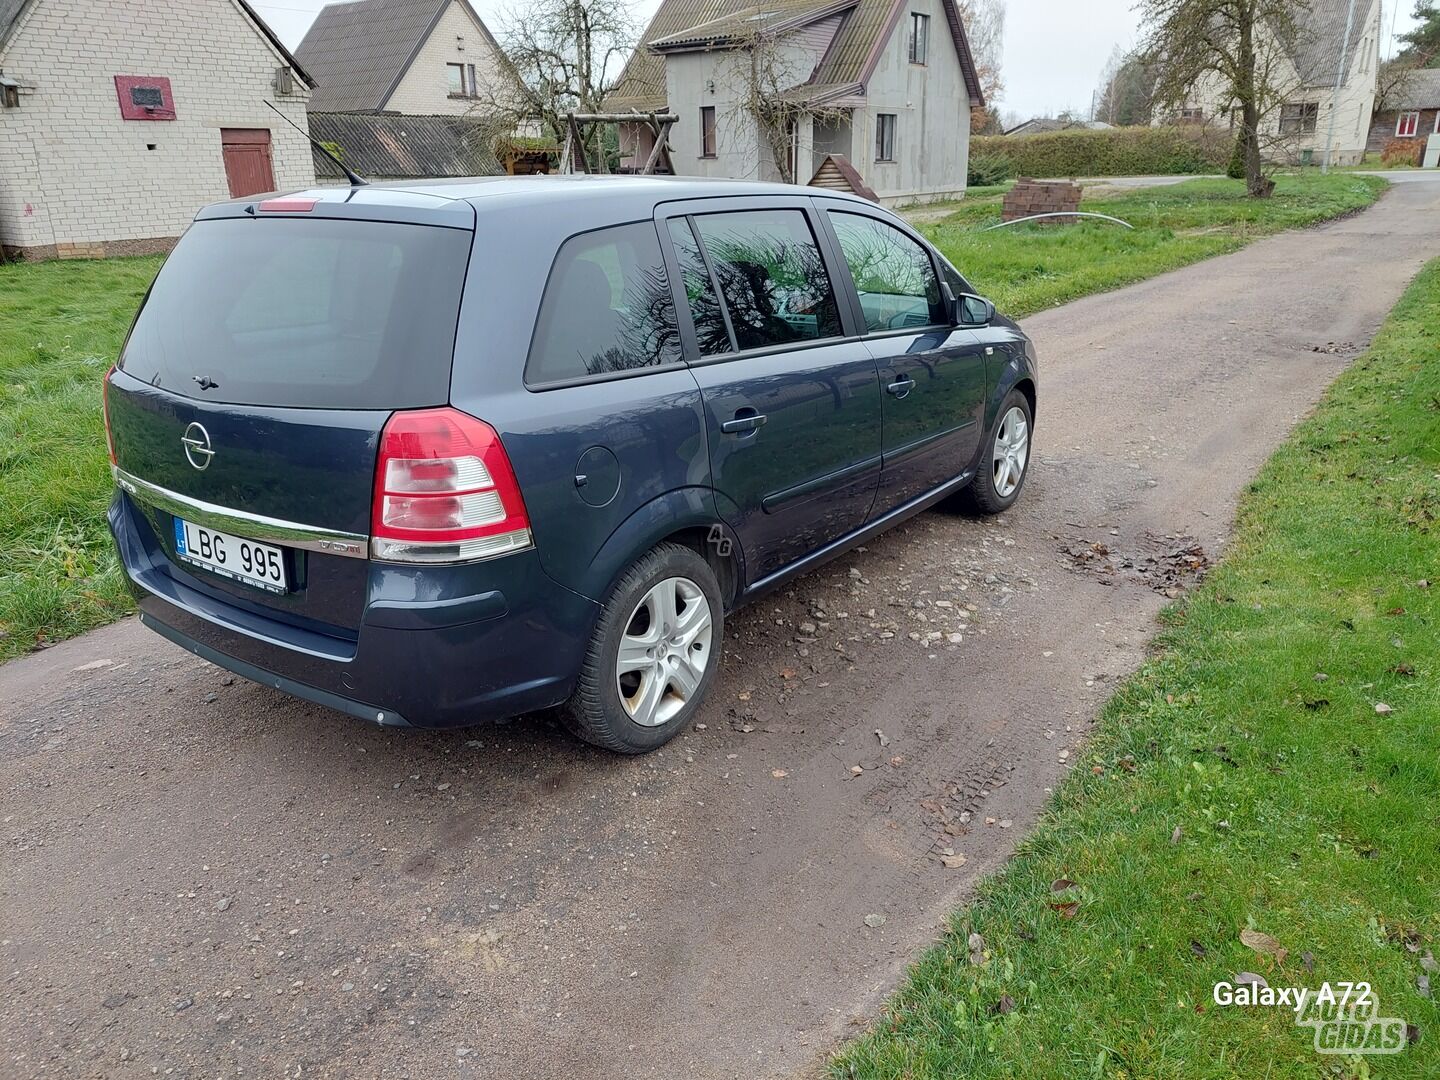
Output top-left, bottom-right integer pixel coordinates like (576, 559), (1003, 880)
(264, 101), (368, 187)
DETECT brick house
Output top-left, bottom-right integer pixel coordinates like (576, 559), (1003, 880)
(1367, 68), (1440, 159)
(0, 0), (316, 261)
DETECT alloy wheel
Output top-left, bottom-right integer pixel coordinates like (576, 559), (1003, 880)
(992, 405), (1030, 499)
(614, 576), (713, 728)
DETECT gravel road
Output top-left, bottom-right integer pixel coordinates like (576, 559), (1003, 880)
(3, 176), (1438, 1080)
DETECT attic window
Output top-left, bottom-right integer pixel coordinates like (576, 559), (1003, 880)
(114, 75), (176, 120)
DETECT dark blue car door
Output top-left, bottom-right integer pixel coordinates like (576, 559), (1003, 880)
(656, 196), (883, 585)
(817, 204), (989, 512)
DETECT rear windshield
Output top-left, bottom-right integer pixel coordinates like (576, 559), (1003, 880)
(120, 217), (471, 409)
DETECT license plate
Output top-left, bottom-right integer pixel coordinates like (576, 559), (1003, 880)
(173, 518), (289, 594)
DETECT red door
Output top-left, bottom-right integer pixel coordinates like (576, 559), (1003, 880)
(221, 128), (276, 198)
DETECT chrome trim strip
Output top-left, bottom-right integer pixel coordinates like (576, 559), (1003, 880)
(113, 466), (369, 559)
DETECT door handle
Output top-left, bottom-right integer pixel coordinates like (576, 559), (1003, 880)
(721, 409), (768, 435)
(887, 376), (916, 399)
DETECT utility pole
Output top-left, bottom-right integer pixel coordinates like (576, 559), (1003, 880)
(1321, 0), (1360, 172)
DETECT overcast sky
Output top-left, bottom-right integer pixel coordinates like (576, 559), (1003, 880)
(253, 0), (1421, 122)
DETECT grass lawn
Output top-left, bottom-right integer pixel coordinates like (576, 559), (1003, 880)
(917, 173), (1387, 317)
(831, 261), (1440, 1078)
(0, 173), (1388, 660)
(0, 256), (162, 659)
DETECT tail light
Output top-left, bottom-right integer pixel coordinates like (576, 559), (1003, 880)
(102, 365), (117, 466)
(371, 407), (532, 563)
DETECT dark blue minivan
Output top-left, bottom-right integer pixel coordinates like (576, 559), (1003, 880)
(104, 176), (1038, 753)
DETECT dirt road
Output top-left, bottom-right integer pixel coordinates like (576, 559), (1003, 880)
(4, 177), (1438, 1080)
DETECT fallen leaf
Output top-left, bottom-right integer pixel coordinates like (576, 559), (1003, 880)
(863, 913), (886, 928)
(1049, 901), (1080, 919)
(771, 769), (788, 779)
(889, 755), (906, 767)
(849, 765), (864, 776)
(1235, 971), (1268, 989)
(1190, 940), (1207, 959)
(1301, 952), (1315, 973)
(940, 853), (967, 869)
(1050, 877), (1076, 892)
(874, 729), (890, 747)
(989, 994), (1015, 1015)
(1375, 702), (1394, 716)
(1419, 974), (1431, 998)
(779, 667), (797, 680)
(1240, 928), (1288, 963)
(1171, 825), (1183, 844)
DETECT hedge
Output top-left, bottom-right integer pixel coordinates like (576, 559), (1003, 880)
(971, 126), (1231, 179)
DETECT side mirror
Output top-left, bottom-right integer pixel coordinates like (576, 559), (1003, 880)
(956, 293), (996, 327)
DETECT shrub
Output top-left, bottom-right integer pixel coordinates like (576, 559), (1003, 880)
(970, 125), (1231, 179)
(1226, 137), (1246, 180)
(1381, 137), (1422, 167)
(967, 153), (1012, 187)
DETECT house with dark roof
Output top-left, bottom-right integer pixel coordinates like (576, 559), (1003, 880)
(1171, 0), (1381, 166)
(295, 0), (516, 182)
(607, 0), (985, 204)
(1368, 67), (1440, 160)
(0, 0), (315, 260)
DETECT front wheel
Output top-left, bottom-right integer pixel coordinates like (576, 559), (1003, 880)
(966, 390), (1033, 515)
(563, 543), (723, 754)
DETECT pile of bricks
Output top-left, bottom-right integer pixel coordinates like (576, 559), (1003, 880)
(1001, 178), (1082, 224)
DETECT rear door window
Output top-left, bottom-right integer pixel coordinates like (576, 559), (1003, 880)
(120, 217), (471, 409)
(689, 210), (843, 351)
(828, 211), (947, 331)
(526, 222), (681, 385)
(666, 218), (732, 358)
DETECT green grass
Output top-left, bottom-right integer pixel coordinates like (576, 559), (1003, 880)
(0, 256), (162, 658)
(0, 174), (1390, 660)
(831, 261), (1440, 1078)
(916, 173), (1387, 317)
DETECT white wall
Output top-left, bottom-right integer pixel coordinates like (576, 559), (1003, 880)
(855, 0), (972, 204)
(384, 0), (508, 116)
(0, 0), (314, 255)
(1179, 0), (1379, 166)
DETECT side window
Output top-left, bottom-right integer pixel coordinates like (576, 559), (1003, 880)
(690, 209), (843, 351)
(527, 222), (681, 384)
(828, 212), (947, 331)
(666, 218), (732, 357)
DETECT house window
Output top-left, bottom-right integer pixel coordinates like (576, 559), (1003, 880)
(1279, 102), (1319, 135)
(1396, 111), (1420, 137)
(1177, 107), (1204, 123)
(700, 106), (717, 158)
(447, 63), (478, 98)
(908, 13), (929, 65)
(875, 113), (896, 162)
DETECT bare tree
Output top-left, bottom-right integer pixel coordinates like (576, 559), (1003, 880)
(477, 0), (639, 169)
(1094, 45), (1157, 125)
(1138, 0), (1307, 197)
(957, 0), (1006, 103)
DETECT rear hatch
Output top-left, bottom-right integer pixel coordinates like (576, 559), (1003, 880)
(107, 198), (475, 634)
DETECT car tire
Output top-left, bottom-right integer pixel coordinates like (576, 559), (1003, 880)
(965, 389), (1033, 515)
(563, 542), (724, 754)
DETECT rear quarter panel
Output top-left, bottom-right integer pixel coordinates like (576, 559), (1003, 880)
(448, 190), (714, 605)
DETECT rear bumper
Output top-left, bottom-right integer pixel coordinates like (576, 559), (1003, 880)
(109, 492), (601, 728)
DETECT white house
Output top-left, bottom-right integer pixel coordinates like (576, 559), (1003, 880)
(607, 0), (986, 205)
(296, 0), (511, 117)
(1173, 0), (1380, 166)
(0, 0), (316, 260)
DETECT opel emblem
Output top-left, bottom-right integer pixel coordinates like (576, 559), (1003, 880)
(181, 421), (214, 471)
